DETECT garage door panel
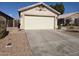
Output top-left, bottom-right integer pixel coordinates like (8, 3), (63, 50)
(24, 16), (54, 30)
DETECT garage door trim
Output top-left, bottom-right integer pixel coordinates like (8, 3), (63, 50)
(24, 14), (55, 17)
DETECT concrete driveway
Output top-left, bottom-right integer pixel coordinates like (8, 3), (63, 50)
(26, 30), (79, 56)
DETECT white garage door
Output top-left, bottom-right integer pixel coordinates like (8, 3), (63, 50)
(24, 16), (55, 30)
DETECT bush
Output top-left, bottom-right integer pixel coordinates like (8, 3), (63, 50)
(69, 26), (74, 29)
(58, 24), (61, 29)
(0, 24), (7, 39)
(0, 29), (6, 39)
(0, 29), (9, 39)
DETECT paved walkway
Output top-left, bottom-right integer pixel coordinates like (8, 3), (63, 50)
(60, 30), (79, 38)
(26, 30), (79, 56)
(0, 27), (32, 56)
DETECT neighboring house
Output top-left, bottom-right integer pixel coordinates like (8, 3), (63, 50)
(0, 11), (14, 27)
(58, 12), (79, 26)
(18, 2), (60, 30)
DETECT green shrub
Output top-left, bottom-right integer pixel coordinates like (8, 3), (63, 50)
(0, 23), (6, 39)
(0, 29), (9, 39)
(58, 24), (61, 29)
(69, 26), (74, 29)
(0, 29), (6, 39)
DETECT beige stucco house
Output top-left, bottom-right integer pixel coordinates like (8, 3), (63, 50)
(18, 2), (60, 30)
(58, 12), (79, 26)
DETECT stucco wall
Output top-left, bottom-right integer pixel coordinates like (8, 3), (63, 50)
(21, 6), (58, 17)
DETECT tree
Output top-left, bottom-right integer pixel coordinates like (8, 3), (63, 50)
(50, 2), (65, 14)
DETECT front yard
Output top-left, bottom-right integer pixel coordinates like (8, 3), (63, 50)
(0, 27), (32, 56)
(0, 27), (79, 56)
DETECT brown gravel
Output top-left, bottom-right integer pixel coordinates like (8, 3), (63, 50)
(0, 27), (32, 56)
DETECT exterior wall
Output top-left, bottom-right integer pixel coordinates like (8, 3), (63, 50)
(6, 17), (13, 27)
(0, 13), (13, 27)
(13, 20), (19, 27)
(20, 17), (23, 29)
(54, 17), (58, 29)
(22, 6), (58, 17)
(20, 13), (25, 29)
(7, 20), (13, 27)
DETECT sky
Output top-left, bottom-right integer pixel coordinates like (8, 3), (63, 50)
(0, 2), (79, 19)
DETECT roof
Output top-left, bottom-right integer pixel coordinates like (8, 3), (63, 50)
(18, 2), (60, 15)
(58, 12), (79, 19)
(0, 11), (14, 19)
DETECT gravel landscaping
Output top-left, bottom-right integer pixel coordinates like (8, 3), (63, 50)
(0, 27), (32, 56)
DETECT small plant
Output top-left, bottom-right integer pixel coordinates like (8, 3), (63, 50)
(58, 24), (61, 29)
(58, 24), (62, 29)
(0, 30), (9, 39)
(0, 21), (7, 39)
(69, 26), (74, 29)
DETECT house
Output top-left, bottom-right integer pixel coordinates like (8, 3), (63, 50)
(0, 11), (14, 27)
(18, 2), (60, 30)
(58, 12), (79, 26)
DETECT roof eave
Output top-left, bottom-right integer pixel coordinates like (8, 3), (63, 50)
(18, 2), (60, 15)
